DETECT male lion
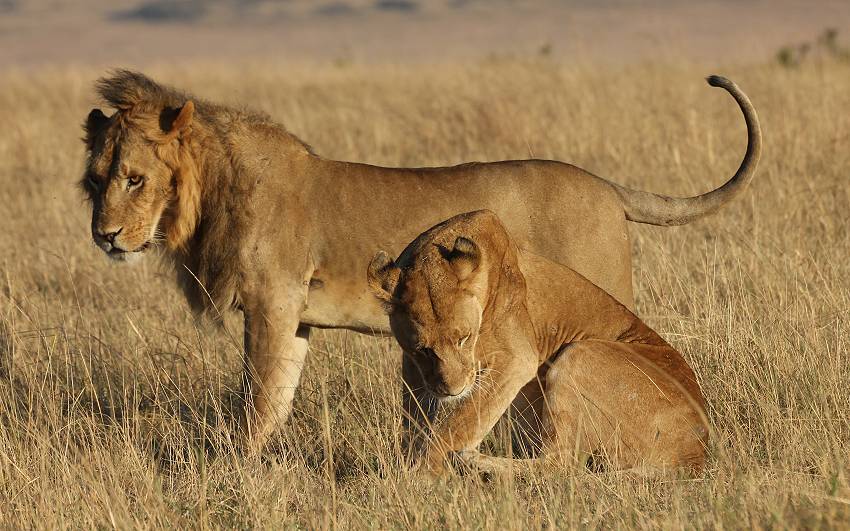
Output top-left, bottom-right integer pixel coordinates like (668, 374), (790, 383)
(81, 71), (755, 449)
(367, 210), (708, 475)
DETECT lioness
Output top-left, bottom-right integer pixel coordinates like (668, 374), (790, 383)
(81, 71), (755, 448)
(367, 210), (708, 474)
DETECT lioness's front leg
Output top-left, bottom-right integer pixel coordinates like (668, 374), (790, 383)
(241, 291), (309, 452)
(423, 336), (537, 474)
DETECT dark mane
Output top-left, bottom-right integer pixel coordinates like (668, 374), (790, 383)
(96, 69), (189, 111)
(95, 69), (313, 152)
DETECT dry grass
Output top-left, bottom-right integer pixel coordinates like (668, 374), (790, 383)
(0, 59), (849, 528)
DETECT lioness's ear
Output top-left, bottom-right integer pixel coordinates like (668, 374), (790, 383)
(83, 108), (108, 148)
(161, 100), (194, 138)
(445, 236), (480, 280)
(367, 251), (401, 311)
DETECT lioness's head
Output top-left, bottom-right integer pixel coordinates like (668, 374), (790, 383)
(368, 211), (525, 400)
(81, 71), (201, 262)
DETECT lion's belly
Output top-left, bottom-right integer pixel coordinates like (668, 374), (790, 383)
(293, 158), (637, 335)
(299, 278), (391, 334)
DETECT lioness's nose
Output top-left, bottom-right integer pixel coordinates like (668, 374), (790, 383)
(99, 227), (123, 244)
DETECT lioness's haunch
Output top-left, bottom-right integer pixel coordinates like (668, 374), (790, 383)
(81, 71), (751, 449)
(368, 210), (709, 474)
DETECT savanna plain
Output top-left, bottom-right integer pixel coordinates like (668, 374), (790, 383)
(0, 58), (848, 528)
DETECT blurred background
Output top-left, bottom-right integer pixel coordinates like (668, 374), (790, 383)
(2, 0), (850, 67)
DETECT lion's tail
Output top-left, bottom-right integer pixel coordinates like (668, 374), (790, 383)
(611, 75), (762, 227)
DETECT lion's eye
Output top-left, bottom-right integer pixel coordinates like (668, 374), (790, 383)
(457, 334), (471, 348)
(127, 174), (144, 189)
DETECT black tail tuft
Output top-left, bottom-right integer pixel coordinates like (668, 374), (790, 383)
(706, 75), (732, 89)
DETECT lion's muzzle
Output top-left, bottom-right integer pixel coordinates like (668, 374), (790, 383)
(93, 225), (150, 261)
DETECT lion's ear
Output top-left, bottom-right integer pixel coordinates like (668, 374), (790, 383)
(445, 236), (480, 281)
(161, 100), (194, 139)
(367, 251), (401, 311)
(83, 108), (108, 148)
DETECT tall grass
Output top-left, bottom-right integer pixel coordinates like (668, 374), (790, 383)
(0, 59), (848, 528)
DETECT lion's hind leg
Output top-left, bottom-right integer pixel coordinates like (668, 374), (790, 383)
(539, 340), (707, 474)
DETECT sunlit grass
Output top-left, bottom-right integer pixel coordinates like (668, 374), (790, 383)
(0, 59), (848, 528)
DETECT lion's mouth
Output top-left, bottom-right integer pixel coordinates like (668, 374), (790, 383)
(106, 240), (152, 259)
(428, 370), (481, 402)
(134, 241), (152, 253)
(428, 380), (475, 402)
(431, 386), (472, 403)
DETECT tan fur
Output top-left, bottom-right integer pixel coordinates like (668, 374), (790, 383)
(154, 131), (201, 251)
(82, 70), (749, 449)
(368, 210), (709, 475)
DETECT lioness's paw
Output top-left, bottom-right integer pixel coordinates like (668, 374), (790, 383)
(453, 451), (513, 482)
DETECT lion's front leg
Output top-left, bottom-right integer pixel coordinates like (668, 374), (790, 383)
(452, 450), (526, 481)
(421, 376), (524, 474)
(422, 349), (537, 475)
(241, 294), (309, 452)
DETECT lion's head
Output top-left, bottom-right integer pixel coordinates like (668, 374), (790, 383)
(367, 210), (526, 400)
(81, 70), (201, 262)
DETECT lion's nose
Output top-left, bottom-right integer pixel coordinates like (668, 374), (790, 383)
(99, 227), (123, 244)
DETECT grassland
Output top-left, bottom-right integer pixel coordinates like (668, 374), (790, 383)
(0, 59), (848, 528)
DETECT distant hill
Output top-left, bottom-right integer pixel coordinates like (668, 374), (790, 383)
(1, 0), (848, 66)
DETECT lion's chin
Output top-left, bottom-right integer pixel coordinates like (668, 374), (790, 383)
(109, 251), (145, 264)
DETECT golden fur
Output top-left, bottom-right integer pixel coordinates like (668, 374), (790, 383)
(368, 210), (709, 475)
(82, 70), (753, 448)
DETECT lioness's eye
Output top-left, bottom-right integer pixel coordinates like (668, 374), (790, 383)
(127, 175), (144, 189)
